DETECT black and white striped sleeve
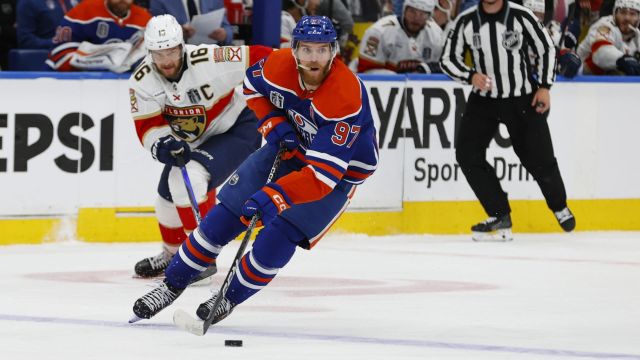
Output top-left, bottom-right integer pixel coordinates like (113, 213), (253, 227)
(440, 17), (474, 85)
(520, 10), (556, 88)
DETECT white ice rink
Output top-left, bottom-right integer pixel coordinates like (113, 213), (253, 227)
(1, 232), (639, 359)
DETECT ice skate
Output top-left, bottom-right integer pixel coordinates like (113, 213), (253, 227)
(130, 281), (184, 323)
(554, 207), (576, 232)
(188, 263), (218, 287)
(134, 249), (173, 278)
(471, 214), (513, 241)
(196, 293), (236, 324)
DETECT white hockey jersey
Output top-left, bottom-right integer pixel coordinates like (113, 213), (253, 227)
(577, 15), (640, 74)
(280, 11), (297, 48)
(129, 44), (253, 151)
(357, 15), (444, 73)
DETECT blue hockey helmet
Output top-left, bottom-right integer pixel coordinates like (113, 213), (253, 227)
(291, 15), (338, 50)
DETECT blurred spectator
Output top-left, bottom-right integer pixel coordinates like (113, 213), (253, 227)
(47, 0), (151, 72)
(316, 0), (354, 48)
(281, 0), (321, 48)
(577, 0), (640, 75)
(16, 0), (78, 50)
(344, 0), (383, 21)
(0, 0), (16, 70)
(150, 0), (233, 45)
(135, 0), (150, 8)
(357, 0), (444, 73)
(523, 0), (582, 78)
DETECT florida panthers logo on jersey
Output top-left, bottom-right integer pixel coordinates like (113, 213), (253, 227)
(288, 109), (317, 147)
(163, 105), (207, 142)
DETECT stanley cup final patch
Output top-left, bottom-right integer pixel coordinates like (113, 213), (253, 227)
(501, 30), (522, 50)
(270, 91), (284, 109)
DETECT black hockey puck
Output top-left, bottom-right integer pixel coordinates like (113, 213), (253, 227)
(224, 340), (243, 347)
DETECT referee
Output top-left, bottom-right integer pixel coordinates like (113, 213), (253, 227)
(440, 0), (575, 241)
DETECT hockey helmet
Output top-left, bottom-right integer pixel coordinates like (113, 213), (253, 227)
(291, 15), (338, 48)
(614, 0), (640, 13)
(403, 0), (436, 15)
(523, 0), (546, 14)
(145, 14), (184, 52)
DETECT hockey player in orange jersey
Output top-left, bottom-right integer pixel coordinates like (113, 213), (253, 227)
(130, 16), (379, 326)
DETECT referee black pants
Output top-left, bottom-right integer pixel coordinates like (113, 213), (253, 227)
(456, 92), (568, 218)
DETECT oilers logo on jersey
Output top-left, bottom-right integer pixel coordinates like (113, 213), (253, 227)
(164, 105), (207, 142)
(288, 109), (318, 147)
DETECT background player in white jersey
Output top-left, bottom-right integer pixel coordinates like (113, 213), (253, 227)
(281, 0), (321, 48)
(523, 0), (582, 78)
(357, 0), (444, 73)
(129, 14), (270, 279)
(577, 0), (640, 75)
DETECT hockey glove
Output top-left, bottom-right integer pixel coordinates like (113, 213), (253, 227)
(616, 55), (640, 76)
(257, 111), (299, 151)
(241, 184), (292, 227)
(416, 62), (442, 74)
(151, 135), (191, 167)
(557, 51), (581, 78)
(396, 59), (421, 73)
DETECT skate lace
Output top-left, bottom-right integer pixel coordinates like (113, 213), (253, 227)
(481, 217), (498, 224)
(148, 252), (171, 270)
(140, 283), (177, 312)
(554, 208), (573, 223)
(201, 295), (233, 318)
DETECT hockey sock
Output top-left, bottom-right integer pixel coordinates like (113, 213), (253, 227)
(165, 204), (246, 289)
(175, 189), (216, 232)
(158, 223), (186, 254)
(225, 218), (304, 305)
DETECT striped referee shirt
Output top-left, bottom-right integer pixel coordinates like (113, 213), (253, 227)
(440, 1), (556, 98)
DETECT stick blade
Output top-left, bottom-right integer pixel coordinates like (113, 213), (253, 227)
(173, 309), (206, 336)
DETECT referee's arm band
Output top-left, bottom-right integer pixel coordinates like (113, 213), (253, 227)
(538, 83), (552, 89)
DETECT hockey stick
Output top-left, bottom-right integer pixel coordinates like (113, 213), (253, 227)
(173, 145), (285, 336)
(174, 153), (217, 285)
(175, 154), (202, 224)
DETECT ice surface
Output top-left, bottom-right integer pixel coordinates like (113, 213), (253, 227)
(1, 232), (639, 359)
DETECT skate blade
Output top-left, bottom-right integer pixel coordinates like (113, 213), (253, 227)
(173, 309), (205, 336)
(189, 275), (214, 287)
(472, 228), (513, 242)
(188, 266), (217, 287)
(131, 273), (165, 280)
(128, 314), (145, 324)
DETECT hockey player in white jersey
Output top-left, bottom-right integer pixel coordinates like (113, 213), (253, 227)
(129, 14), (271, 279)
(357, 0), (444, 73)
(577, 0), (640, 75)
(523, 0), (582, 78)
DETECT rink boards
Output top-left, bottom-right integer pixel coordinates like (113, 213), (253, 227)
(0, 73), (638, 243)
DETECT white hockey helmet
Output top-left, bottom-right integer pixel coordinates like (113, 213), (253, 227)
(144, 14), (184, 52)
(523, 0), (546, 14)
(614, 0), (640, 13)
(403, 0), (436, 15)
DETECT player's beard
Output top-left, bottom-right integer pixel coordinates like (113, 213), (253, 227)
(157, 57), (183, 81)
(299, 61), (331, 89)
